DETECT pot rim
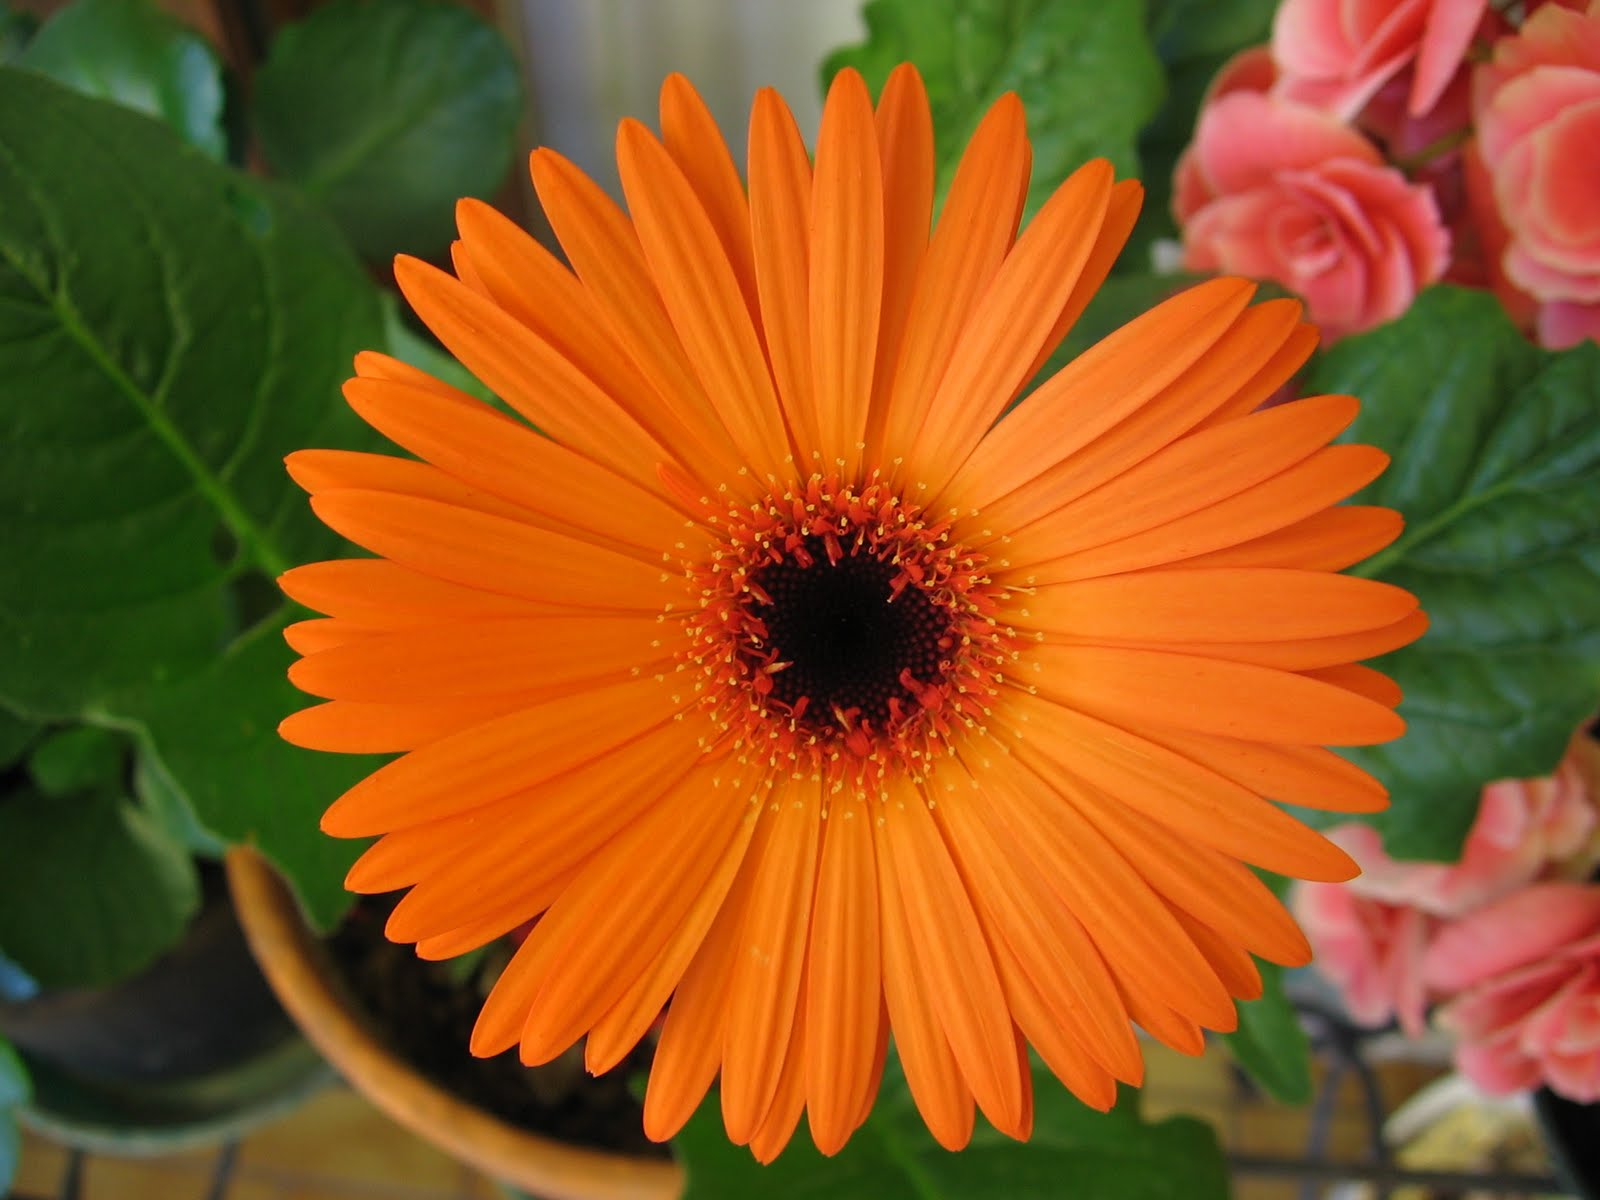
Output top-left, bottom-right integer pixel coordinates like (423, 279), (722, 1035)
(224, 846), (685, 1200)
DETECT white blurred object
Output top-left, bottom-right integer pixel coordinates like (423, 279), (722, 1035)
(511, 0), (866, 199)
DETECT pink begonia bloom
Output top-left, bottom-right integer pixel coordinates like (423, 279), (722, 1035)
(1427, 884), (1600, 1100)
(1273, 0), (1488, 120)
(1173, 91), (1449, 338)
(1471, 1), (1600, 344)
(1336, 756), (1597, 918)
(1294, 878), (1434, 1035)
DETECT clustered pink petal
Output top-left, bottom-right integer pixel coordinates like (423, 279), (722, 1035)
(1472, 1), (1600, 344)
(1294, 737), (1600, 1102)
(1272, 0), (1487, 120)
(1175, 92), (1448, 338)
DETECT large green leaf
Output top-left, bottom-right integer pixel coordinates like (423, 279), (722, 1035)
(823, 0), (1164, 214)
(1310, 287), (1600, 859)
(16, 0), (226, 159)
(0, 787), (199, 988)
(252, 0), (522, 262)
(1222, 962), (1311, 1104)
(0, 70), (385, 926)
(676, 1061), (1229, 1199)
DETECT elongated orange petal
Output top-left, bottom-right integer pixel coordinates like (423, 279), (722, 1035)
(617, 120), (792, 480)
(279, 694), (540, 754)
(1141, 729), (1389, 814)
(394, 257), (677, 488)
(280, 559), (541, 623)
(643, 809), (771, 1142)
(747, 88), (816, 450)
(805, 798), (881, 1156)
(1020, 567), (1417, 644)
(586, 811), (758, 1074)
(319, 677), (681, 836)
(908, 159), (1113, 492)
(949, 277), (1254, 513)
(877, 94), (1030, 472)
(721, 778), (821, 1144)
(660, 73), (760, 320)
(864, 64), (933, 458)
(877, 825), (975, 1151)
(1036, 444), (1391, 581)
(879, 777), (1026, 1138)
(1176, 505), (1404, 572)
(809, 68), (884, 472)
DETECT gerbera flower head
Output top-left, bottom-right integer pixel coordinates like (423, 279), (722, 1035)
(280, 64), (1425, 1161)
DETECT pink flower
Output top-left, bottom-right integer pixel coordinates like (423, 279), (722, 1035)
(1471, 1), (1600, 345)
(1295, 879), (1434, 1034)
(1427, 883), (1600, 1100)
(1173, 91), (1449, 338)
(1339, 754), (1597, 917)
(1273, 0), (1488, 121)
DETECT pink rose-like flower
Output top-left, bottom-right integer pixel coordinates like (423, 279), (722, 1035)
(1174, 91), (1449, 338)
(1472, 1), (1600, 345)
(1295, 878), (1435, 1035)
(1273, 0), (1488, 120)
(1427, 883), (1600, 1100)
(1338, 754), (1597, 917)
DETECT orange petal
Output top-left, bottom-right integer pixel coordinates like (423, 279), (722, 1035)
(660, 73), (760, 321)
(876, 94), (1030, 473)
(878, 777), (1026, 1138)
(864, 64), (933, 457)
(747, 88), (817, 449)
(1036, 444), (1391, 581)
(909, 159), (1114, 493)
(616, 119), (792, 480)
(309, 489), (683, 612)
(805, 797), (881, 1156)
(720, 778), (821, 1144)
(1141, 729), (1388, 814)
(877, 822), (975, 1151)
(949, 277), (1255, 514)
(279, 694), (541, 753)
(1022, 642), (1404, 746)
(280, 559), (543, 624)
(1176, 505), (1404, 572)
(1019, 567), (1417, 644)
(809, 68), (884, 472)
(319, 676), (681, 837)
(393, 256), (676, 488)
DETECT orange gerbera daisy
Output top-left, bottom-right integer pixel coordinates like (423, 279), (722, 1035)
(280, 65), (1425, 1160)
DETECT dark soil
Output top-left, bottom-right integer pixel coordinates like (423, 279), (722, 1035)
(328, 896), (669, 1158)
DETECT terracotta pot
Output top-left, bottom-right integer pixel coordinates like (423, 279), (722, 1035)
(224, 847), (684, 1200)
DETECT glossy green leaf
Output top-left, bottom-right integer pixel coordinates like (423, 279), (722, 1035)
(0, 786), (199, 988)
(1312, 287), (1600, 859)
(0, 710), (34, 769)
(676, 1060), (1229, 1200)
(0, 1037), (26, 1108)
(252, 0), (522, 261)
(27, 725), (126, 797)
(1223, 962), (1312, 1104)
(0, 70), (385, 926)
(823, 0), (1164, 214)
(17, 0), (226, 159)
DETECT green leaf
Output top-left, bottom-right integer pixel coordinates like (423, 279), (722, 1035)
(1310, 287), (1600, 859)
(27, 725), (127, 797)
(0, 786), (200, 988)
(252, 0), (522, 261)
(1223, 962), (1312, 1104)
(0, 709), (35, 769)
(676, 1060), (1228, 1200)
(132, 620), (379, 927)
(0, 1037), (27, 1108)
(0, 70), (385, 926)
(133, 746), (224, 857)
(17, 0), (226, 159)
(0, 6), (38, 64)
(823, 0), (1164, 215)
